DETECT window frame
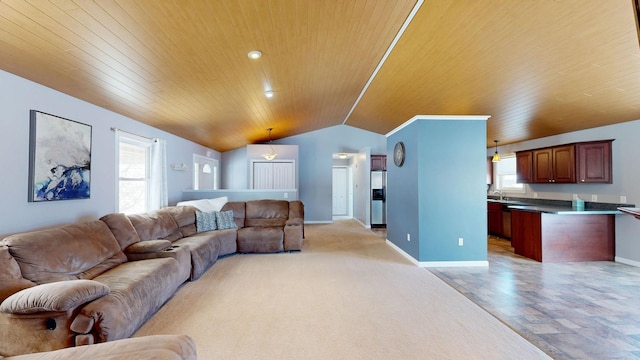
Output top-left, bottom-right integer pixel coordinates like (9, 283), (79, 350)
(116, 134), (153, 214)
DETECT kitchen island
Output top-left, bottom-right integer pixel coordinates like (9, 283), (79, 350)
(508, 205), (619, 262)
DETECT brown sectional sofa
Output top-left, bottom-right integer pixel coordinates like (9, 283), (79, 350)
(0, 199), (303, 357)
(0, 335), (197, 360)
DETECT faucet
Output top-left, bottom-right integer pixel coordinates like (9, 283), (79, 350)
(492, 190), (504, 201)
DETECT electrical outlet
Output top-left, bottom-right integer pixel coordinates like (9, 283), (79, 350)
(533, 192), (538, 198)
(407, 233), (411, 242)
(620, 196), (627, 203)
(591, 194), (598, 202)
(458, 238), (464, 246)
(572, 194), (578, 200)
(283, 193), (288, 199)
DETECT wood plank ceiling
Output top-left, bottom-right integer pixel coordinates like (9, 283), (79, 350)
(0, 0), (639, 152)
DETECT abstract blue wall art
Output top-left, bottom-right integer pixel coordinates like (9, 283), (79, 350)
(28, 110), (92, 202)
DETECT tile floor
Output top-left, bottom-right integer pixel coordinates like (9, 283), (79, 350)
(429, 237), (640, 360)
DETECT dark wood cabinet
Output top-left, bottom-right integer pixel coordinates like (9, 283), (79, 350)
(577, 140), (612, 183)
(510, 209), (614, 262)
(517, 140), (611, 184)
(533, 145), (575, 183)
(516, 151), (533, 183)
(371, 155), (387, 171)
(487, 202), (503, 236)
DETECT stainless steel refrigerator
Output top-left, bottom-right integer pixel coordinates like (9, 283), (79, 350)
(371, 171), (386, 228)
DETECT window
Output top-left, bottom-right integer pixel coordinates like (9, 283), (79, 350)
(118, 136), (152, 214)
(494, 154), (524, 192)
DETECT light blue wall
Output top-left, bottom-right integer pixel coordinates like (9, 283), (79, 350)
(387, 125), (420, 258)
(221, 125), (386, 222)
(489, 119), (640, 264)
(0, 70), (219, 237)
(387, 118), (487, 263)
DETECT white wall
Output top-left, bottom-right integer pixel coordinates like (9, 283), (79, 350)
(489, 120), (640, 264)
(0, 70), (219, 238)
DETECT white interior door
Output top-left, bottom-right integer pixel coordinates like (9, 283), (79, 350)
(332, 167), (348, 216)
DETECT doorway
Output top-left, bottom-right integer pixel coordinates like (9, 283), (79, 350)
(332, 153), (355, 220)
(193, 154), (218, 190)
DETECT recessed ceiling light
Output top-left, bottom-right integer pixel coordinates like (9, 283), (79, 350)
(265, 90), (274, 98)
(247, 50), (262, 59)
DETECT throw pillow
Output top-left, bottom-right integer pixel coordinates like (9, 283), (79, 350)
(216, 210), (237, 230)
(195, 210), (218, 233)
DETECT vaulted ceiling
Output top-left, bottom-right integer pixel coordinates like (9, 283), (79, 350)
(1, 0), (639, 152)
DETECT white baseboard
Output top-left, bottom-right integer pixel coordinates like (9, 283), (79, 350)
(304, 220), (332, 224)
(615, 256), (640, 267)
(386, 240), (489, 267)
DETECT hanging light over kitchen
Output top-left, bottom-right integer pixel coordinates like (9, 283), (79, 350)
(492, 140), (501, 162)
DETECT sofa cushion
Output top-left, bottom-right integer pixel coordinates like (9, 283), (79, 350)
(221, 202), (246, 228)
(0, 246), (23, 280)
(128, 209), (178, 241)
(0, 246), (36, 302)
(216, 210), (237, 230)
(100, 213), (141, 249)
(245, 200), (289, 227)
(2, 221), (127, 284)
(237, 227), (284, 253)
(80, 258), (187, 343)
(163, 206), (198, 238)
(196, 210), (218, 232)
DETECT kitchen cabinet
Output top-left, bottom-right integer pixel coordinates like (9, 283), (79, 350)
(516, 151), (533, 183)
(510, 208), (614, 262)
(577, 140), (612, 183)
(487, 202), (503, 236)
(371, 155), (387, 171)
(516, 140), (611, 184)
(533, 145), (575, 183)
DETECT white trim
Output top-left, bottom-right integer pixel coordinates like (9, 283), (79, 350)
(386, 115), (491, 137)
(615, 256), (640, 267)
(342, 0), (424, 125)
(332, 216), (352, 220)
(386, 240), (489, 267)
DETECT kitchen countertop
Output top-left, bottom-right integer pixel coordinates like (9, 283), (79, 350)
(507, 205), (621, 215)
(488, 198), (625, 215)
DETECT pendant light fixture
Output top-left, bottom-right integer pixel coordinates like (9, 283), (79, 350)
(262, 128), (278, 161)
(492, 140), (501, 162)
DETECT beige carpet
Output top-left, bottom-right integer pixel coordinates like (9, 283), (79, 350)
(135, 220), (551, 360)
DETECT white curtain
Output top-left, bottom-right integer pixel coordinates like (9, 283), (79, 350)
(149, 138), (168, 210)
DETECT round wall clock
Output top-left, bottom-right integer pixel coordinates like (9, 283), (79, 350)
(393, 141), (405, 167)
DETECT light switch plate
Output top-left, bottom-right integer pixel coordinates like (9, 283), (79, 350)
(591, 194), (598, 201)
(621, 196), (627, 203)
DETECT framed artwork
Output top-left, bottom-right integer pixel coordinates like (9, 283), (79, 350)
(28, 110), (92, 202)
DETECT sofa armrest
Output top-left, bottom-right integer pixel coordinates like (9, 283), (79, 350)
(0, 280), (109, 314)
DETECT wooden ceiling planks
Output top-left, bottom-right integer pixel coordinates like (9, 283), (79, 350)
(346, 0), (640, 146)
(0, 1), (639, 151)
